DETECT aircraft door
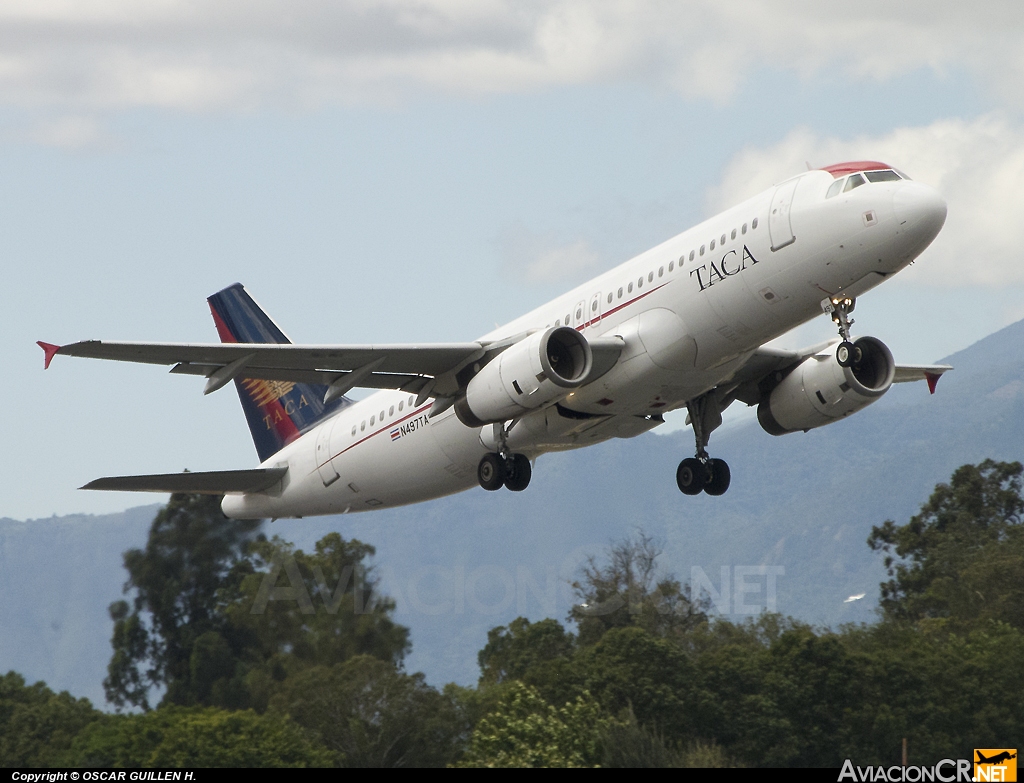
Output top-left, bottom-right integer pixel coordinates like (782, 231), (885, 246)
(588, 292), (602, 328)
(769, 179), (799, 251)
(573, 300), (586, 329)
(315, 418), (340, 486)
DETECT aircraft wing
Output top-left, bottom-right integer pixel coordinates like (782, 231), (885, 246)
(81, 467), (287, 494)
(727, 343), (952, 404)
(39, 339), (486, 398)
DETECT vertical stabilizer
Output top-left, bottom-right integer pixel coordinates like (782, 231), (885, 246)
(207, 283), (350, 462)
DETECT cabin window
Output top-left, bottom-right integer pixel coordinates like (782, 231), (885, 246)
(741, 224), (747, 234)
(731, 229), (737, 240)
(658, 266), (664, 277)
(752, 218), (759, 229)
(380, 410), (385, 420)
(710, 239), (715, 250)
(700, 245), (705, 256)
(360, 421), (366, 431)
(826, 179), (844, 198)
(565, 314), (570, 325)
(618, 287), (623, 298)
(606, 292), (612, 304)
(398, 401), (404, 411)
(592, 300), (598, 312)
(409, 395), (415, 405)
(370, 415), (375, 426)
(351, 426), (357, 436)
(668, 261), (674, 272)
(637, 277), (643, 289)
(389, 406), (394, 416)
(576, 306), (583, 320)
(628, 282), (633, 293)
(721, 234), (726, 245)
(689, 250), (695, 261)
(648, 272), (654, 282)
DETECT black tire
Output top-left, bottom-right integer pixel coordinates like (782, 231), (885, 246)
(704, 458), (731, 496)
(836, 341), (855, 368)
(676, 458), (705, 495)
(504, 454), (532, 492)
(478, 453), (506, 491)
(850, 344), (864, 366)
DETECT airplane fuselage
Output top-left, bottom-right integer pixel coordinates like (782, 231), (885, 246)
(222, 166), (946, 518)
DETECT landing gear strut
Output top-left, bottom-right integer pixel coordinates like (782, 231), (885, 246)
(676, 394), (731, 496)
(822, 296), (862, 368)
(477, 421), (532, 492)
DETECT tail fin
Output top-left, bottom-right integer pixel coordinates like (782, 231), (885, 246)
(207, 283), (350, 462)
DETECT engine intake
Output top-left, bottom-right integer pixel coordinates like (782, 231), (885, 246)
(455, 326), (593, 427)
(757, 336), (895, 436)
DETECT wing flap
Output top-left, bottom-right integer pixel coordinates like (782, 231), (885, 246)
(81, 467), (288, 495)
(168, 362), (426, 392)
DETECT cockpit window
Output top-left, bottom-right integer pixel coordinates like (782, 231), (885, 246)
(864, 169), (901, 183)
(843, 173), (866, 192)
(826, 179), (844, 198)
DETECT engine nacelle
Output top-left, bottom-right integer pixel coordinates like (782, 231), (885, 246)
(454, 326), (593, 427)
(757, 336), (895, 435)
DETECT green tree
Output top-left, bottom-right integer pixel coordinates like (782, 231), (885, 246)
(105, 494), (409, 712)
(66, 706), (331, 767)
(270, 655), (465, 767)
(477, 617), (575, 686)
(868, 459), (1024, 630)
(456, 683), (609, 768)
(0, 672), (101, 766)
(104, 494), (262, 710)
(569, 532), (708, 647)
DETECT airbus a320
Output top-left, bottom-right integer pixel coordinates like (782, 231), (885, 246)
(40, 161), (951, 519)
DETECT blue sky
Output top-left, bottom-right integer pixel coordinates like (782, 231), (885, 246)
(5, 1), (1024, 519)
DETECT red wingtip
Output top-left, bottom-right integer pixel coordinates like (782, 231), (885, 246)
(37, 341), (61, 369)
(925, 372), (940, 395)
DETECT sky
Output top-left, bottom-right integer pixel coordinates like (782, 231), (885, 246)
(5, 0), (1024, 520)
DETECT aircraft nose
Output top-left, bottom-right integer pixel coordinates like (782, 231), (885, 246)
(893, 181), (946, 254)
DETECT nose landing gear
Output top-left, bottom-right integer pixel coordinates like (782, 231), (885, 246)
(676, 394), (732, 496)
(822, 296), (863, 368)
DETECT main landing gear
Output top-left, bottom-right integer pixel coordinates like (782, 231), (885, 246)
(676, 394), (731, 496)
(822, 296), (863, 368)
(478, 452), (532, 492)
(477, 421), (532, 492)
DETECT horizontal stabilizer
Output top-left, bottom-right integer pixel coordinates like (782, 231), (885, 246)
(81, 467), (287, 495)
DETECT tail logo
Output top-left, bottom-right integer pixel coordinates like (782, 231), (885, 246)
(243, 378), (297, 408)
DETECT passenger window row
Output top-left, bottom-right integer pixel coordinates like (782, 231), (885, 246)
(351, 395), (417, 436)
(548, 216), (760, 328)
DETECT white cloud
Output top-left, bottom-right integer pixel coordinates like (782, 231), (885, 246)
(498, 226), (601, 284)
(0, 1), (1021, 112)
(708, 115), (1024, 287)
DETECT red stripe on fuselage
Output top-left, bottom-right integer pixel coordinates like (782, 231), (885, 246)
(316, 403), (432, 472)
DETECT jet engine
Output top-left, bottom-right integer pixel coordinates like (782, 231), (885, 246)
(757, 336), (895, 435)
(454, 326), (593, 427)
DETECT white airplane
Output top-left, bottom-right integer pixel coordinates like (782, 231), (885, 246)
(40, 161), (951, 519)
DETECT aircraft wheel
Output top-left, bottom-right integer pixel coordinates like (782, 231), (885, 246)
(704, 458), (731, 496)
(504, 454), (532, 492)
(478, 453), (506, 491)
(676, 458), (705, 495)
(836, 341), (855, 368)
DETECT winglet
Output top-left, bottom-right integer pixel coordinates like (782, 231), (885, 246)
(37, 341), (61, 369)
(925, 371), (941, 395)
